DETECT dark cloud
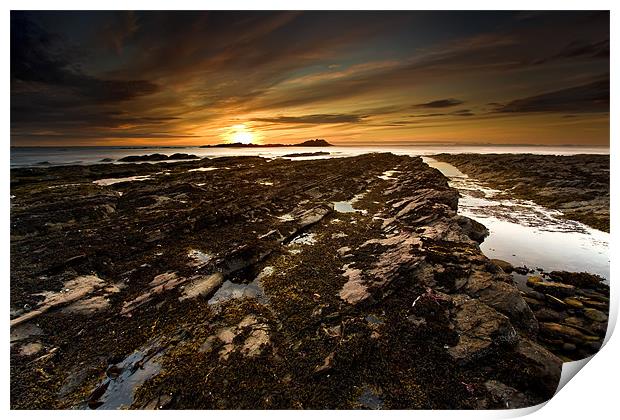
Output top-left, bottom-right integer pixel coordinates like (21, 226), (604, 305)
(451, 109), (474, 116)
(254, 114), (364, 124)
(557, 39), (609, 59)
(412, 109), (474, 118)
(11, 12), (158, 103)
(98, 11), (139, 54)
(413, 98), (464, 108)
(493, 79), (609, 114)
(12, 132), (200, 140)
(533, 39), (609, 65)
(9, 11), (610, 145)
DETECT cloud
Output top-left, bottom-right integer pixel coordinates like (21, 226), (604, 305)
(533, 39), (609, 65)
(99, 11), (139, 54)
(11, 12), (159, 103)
(411, 109), (474, 118)
(253, 113), (364, 124)
(493, 79), (609, 114)
(9, 11), (610, 145)
(413, 98), (464, 108)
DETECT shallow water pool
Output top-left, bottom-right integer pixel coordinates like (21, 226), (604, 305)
(423, 157), (609, 281)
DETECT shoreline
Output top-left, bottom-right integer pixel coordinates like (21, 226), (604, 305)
(432, 153), (610, 232)
(10, 153), (609, 409)
(10, 146), (610, 169)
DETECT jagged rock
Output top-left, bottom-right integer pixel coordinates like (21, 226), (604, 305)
(562, 343), (577, 352)
(456, 215), (489, 243)
(514, 266), (529, 275)
(448, 296), (517, 363)
(529, 280), (576, 297)
(583, 308), (607, 322)
(563, 297), (583, 309)
(513, 338), (562, 396)
(339, 266), (368, 304)
(534, 308), (565, 322)
(484, 380), (534, 409)
(10, 153), (599, 409)
(314, 351), (335, 373)
(490, 259), (514, 274)
(179, 273), (224, 301)
(539, 322), (585, 342)
(10, 275), (108, 327)
(526, 276), (543, 286)
(464, 272), (537, 331)
(549, 271), (606, 289)
(477, 282), (538, 332)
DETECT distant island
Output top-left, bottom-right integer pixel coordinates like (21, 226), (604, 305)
(200, 139), (333, 148)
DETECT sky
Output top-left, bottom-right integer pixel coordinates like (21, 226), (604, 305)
(10, 11), (609, 146)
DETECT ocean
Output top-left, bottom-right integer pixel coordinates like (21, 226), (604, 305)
(10, 145), (610, 168)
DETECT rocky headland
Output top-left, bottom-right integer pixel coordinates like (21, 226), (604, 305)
(432, 153), (610, 231)
(10, 153), (608, 409)
(200, 139), (333, 148)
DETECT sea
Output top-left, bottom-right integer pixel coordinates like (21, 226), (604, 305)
(9, 144), (609, 168)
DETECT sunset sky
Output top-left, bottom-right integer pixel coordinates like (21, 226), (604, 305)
(11, 11), (609, 146)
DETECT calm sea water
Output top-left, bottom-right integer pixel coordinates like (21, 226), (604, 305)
(10, 145), (610, 168)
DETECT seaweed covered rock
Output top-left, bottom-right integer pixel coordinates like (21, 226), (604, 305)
(10, 153), (566, 409)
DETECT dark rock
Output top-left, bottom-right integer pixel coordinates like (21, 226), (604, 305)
(118, 153), (198, 162)
(484, 380), (534, 409)
(562, 343), (577, 352)
(539, 322), (585, 342)
(282, 151), (330, 158)
(491, 259), (514, 273)
(514, 266), (529, 275)
(448, 296), (518, 363)
(513, 338), (562, 396)
(583, 308), (607, 322)
(534, 308), (565, 322)
(529, 280), (576, 297)
(9, 152), (594, 409)
(455, 215), (488, 243)
(548, 271), (607, 289)
(563, 297), (584, 309)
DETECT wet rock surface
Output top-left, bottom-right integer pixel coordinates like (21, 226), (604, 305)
(516, 270), (609, 361)
(9, 153), (604, 409)
(118, 153), (199, 162)
(433, 153), (609, 231)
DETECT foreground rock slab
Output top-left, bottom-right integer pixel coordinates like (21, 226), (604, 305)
(10, 153), (585, 409)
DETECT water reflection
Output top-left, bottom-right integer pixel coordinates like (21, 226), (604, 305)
(423, 157), (609, 281)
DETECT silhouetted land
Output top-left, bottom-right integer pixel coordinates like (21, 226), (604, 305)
(200, 139), (333, 148)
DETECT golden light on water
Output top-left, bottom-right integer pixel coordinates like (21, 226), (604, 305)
(227, 124), (255, 144)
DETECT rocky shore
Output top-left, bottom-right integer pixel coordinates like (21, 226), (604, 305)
(432, 153), (610, 231)
(10, 153), (608, 409)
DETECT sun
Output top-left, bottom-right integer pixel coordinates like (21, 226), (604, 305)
(229, 124), (255, 144)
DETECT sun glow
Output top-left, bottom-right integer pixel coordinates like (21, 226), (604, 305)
(228, 124), (255, 144)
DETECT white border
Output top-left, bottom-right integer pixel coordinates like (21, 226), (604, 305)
(2, 2), (617, 419)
